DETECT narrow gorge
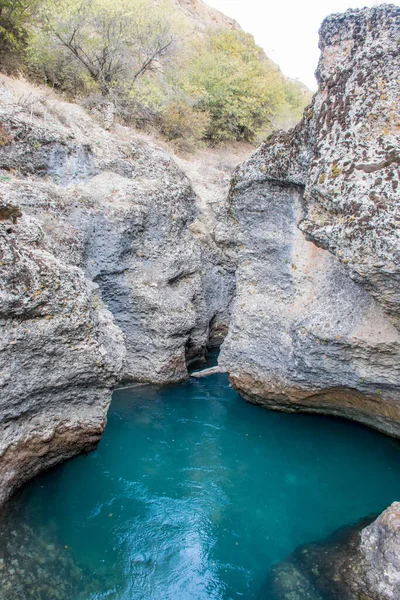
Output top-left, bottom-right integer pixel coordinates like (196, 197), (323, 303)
(0, 3), (399, 600)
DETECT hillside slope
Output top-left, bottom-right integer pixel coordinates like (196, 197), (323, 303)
(172, 0), (241, 31)
(0, 0), (311, 143)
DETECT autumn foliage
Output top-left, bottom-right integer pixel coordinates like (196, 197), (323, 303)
(0, 0), (311, 145)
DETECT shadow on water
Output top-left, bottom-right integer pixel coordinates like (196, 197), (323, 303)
(187, 347), (221, 373)
(258, 516), (378, 600)
(1, 365), (400, 599)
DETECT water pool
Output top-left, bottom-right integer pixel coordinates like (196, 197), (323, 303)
(2, 371), (400, 599)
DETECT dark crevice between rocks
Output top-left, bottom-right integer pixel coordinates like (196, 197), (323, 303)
(208, 313), (230, 348)
(187, 345), (220, 373)
(184, 336), (204, 371)
(185, 312), (230, 375)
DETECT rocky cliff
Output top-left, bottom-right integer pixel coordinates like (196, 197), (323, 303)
(0, 197), (125, 507)
(220, 4), (400, 437)
(0, 74), (235, 506)
(0, 76), (235, 383)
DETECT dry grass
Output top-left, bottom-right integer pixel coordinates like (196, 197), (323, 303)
(0, 72), (254, 221)
(0, 73), (82, 129)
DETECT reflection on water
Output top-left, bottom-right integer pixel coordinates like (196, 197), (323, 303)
(2, 367), (400, 599)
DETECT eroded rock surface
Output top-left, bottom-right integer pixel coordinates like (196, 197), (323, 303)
(0, 74), (237, 505)
(220, 5), (400, 437)
(0, 198), (124, 507)
(301, 6), (400, 328)
(264, 502), (400, 600)
(0, 76), (235, 384)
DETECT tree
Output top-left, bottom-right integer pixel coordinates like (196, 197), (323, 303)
(175, 29), (286, 143)
(0, 0), (39, 55)
(29, 0), (177, 96)
(24, 1), (310, 145)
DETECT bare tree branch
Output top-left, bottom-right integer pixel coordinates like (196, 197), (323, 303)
(38, 0), (176, 98)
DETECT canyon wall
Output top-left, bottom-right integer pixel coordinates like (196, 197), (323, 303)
(0, 75), (234, 505)
(0, 78), (234, 384)
(220, 4), (400, 437)
(0, 198), (125, 507)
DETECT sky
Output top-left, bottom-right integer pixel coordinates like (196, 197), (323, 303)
(205, 0), (399, 90)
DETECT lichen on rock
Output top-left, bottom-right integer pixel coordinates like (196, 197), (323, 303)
(301, 4), (400, 329)
(0, 196), (125, 507)
(220, 4), (400, 438)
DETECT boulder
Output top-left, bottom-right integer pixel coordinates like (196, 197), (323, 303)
(220, 5), (400, 437)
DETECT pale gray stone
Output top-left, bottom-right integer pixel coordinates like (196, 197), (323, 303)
(0, 75), (235, 505)
(220, 5), (400, 438)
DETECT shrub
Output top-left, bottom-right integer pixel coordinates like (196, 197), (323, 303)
(27, 0), (179, 96)
(177, 30), (288, 143)
(160, 101), (210, 144)
(0, 0), (40, 58)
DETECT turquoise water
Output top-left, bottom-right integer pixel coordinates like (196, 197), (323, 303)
(3, 369), (400, 599)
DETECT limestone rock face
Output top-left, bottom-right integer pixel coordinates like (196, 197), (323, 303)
(220, 5), (400, 437)
(0, 76), (234, 385)
(0, 199), (125, 507)
(0, 74), (235, 505)
(360, 502), (400, 599)
(264, 502), (400, 600)
(301, 5), (400, 328)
